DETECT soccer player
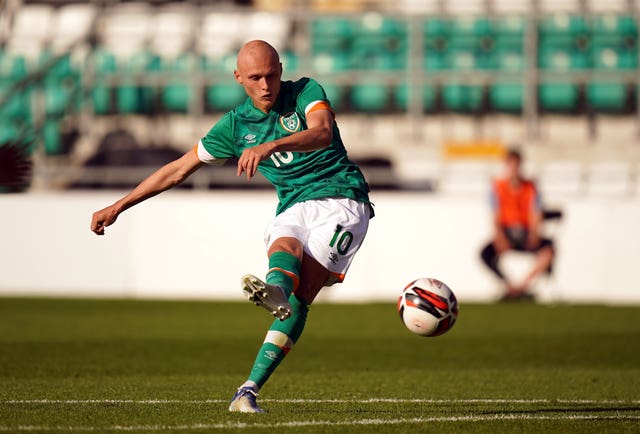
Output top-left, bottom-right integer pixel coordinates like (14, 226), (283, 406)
(90, 40), (372, 413)
(479, 149), (554, 301)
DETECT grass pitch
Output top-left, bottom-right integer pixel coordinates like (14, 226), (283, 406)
(0, 298), (638, 433)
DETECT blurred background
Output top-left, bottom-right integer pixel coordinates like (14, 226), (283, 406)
(1, 0), (639, 304)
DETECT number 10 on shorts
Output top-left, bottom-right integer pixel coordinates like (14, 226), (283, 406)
(330, 225), (354, 255)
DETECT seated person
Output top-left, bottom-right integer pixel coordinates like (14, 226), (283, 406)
(480, 149), (554, 301)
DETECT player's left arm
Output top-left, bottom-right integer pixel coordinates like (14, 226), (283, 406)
(237, 108), (334, 179)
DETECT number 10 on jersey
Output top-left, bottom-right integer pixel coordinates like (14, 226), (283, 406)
(270, 152), (294, 167)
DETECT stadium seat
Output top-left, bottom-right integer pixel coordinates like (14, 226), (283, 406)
(160, 53), (197, 113)
(586, 161), (632, 196)
(0, 120), (20, 143)
(393, 84), (437, 112)
(245, 12), (292, 54)
(538, 161), (584, 198)
(50, 3), (97, 51)
(42, 119), (63, 155)
(350, 83), (389, 113)
(538, 48), (587, 111)
(587, 47), (634, 112)
(115, 51), (159, 114)
(91, 48), (116, 115)
(198, 12), (243, 59)
(0, 51), (29, 121)
(351, 14), (406, 55)
(442, 51), (484, 112)
(204, 55), (246, 112)
(423, 18), (449, 72)
(490, 50), (526, 112)
(312, 53), (351, 109)
(311, 17), (353, 53)
(586, 15), (637, 112)
(39, 51), (81, 117)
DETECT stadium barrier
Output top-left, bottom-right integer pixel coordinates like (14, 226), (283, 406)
(0, 191), (639, 305)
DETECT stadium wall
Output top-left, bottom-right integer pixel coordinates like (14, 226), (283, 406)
(1, 191), (639, 305)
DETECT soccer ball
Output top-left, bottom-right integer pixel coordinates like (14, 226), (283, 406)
(397, 278), (459, 337)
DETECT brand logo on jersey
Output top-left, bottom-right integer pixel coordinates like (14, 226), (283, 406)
(243, 133), (257, 144)
(279, 112), (301, 133)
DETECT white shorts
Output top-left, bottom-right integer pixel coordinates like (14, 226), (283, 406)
(264, 197), (371, 286)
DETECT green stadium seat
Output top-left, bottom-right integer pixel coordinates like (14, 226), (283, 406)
(442, 50), (484, 112)
(539, 83), (579, 111)
(350, 82), (388, 113)
(203, 54), (246, 111)
(90, 49), (116, 115)
(0, 120), (20, 143)
(587, 47), (634, 112)
(538, 48), (587, 112)
(280, 51), (300, 76)
(351, 15), (407, 56)
(161, 53), (197, 113)
(115, 51), (159, 114)
(311, 18), (353, 53)
(43, 119), (63, 155)
(0, 52), (27, 80)
(0, 83), (31, 120)
(539, 14), (589, 42)
(36, 51), (81, 117)
(0, 53), (30, 121)
(312, 52), (351, 110)
(493, 15), (526, 50)
(393, 84), (437, 112)
(590, 14), (637, 48)
(490, 50), (526, 112)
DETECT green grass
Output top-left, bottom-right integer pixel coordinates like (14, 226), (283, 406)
(0, 298), (638, 433)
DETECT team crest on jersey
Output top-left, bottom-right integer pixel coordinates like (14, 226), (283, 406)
(279, 112), (301, 133)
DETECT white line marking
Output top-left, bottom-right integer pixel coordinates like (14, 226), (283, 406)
(0, 414), (639, 432)
(1, 398), (639, 405)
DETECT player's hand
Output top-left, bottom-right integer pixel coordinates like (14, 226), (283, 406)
(91, 204), (120, 236)
(237, 143), (273, 180)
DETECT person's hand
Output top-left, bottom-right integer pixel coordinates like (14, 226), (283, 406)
(237, 143), (273, 180)
(526, 232), (540, 250)
(493, 231), (510, 253)
(91, 204), (121, 235)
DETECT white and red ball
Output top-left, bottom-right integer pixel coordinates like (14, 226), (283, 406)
(397, 278), (459, 337)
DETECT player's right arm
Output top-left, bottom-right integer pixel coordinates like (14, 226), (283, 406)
(90, 149), (203, 235)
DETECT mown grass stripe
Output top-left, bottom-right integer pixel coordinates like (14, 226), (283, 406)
(1, 398), (638, 405)
(1, 414), (639, 431)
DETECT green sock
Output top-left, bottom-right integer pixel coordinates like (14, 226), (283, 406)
(247, 294), (309, 389)
(266, 251), (301, 297)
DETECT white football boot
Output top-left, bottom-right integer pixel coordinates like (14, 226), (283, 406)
(228, 387), (265, 413)
(241, 274), (291, 321)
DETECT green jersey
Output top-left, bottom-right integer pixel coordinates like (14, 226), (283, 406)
(197, 77), (371, 215)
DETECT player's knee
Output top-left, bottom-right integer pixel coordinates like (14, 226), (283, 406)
(269, 237), (303, 259)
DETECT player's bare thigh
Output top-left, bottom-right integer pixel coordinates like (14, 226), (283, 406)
(294, 253), (330, 305)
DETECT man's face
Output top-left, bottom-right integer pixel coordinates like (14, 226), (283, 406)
(234, 50), (282, 113)
(505, 155), (521, 180)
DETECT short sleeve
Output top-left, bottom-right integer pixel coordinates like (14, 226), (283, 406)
(295, 78), (334, 118)
(489, 181), (499, 210)
(197, 113), (236, 164)
(530, 183), (542, 211)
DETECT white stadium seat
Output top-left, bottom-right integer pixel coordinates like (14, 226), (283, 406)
(150, 5), (195, 58)
(538, 161), (584, 199)
(51, 4), (98, 51)
(586, 161), (633, 197)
